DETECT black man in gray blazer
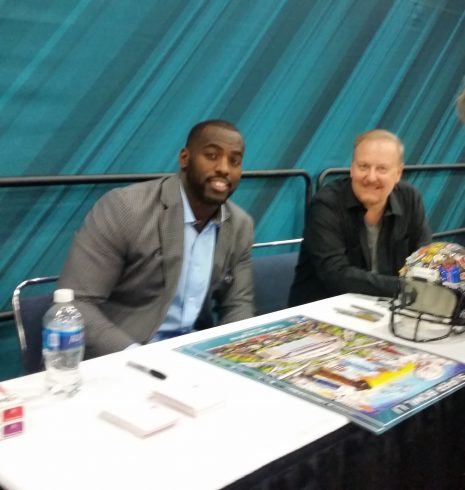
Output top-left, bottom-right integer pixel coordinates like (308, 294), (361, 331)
(59, 120), (254, 358)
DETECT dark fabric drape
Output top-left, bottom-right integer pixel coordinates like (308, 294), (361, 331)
(225, 387), (465, 490)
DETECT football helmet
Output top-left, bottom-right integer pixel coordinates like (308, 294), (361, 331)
(390, 242), (465, 342)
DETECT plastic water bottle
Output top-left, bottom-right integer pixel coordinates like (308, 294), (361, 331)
(42, 289), (85, 396)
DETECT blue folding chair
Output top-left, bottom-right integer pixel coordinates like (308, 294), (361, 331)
(12, 276), (58, 374)
(252, 252), (298, 316)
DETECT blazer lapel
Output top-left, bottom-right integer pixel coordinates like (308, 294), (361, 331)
(212, 205), (232, 287)
(159, 176), (184, 299)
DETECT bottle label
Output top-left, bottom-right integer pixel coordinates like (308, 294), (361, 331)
(43, 327), (84, 351)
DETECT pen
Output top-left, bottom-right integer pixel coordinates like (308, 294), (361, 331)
(127, 360), (167, 380)
(350, 304), (384, 317)
(333, 307), (380, 322)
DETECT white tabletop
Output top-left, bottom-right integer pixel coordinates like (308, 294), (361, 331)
(1, 294), (465, 490)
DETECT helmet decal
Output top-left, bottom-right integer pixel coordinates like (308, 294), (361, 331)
(399, 242), (465, 289)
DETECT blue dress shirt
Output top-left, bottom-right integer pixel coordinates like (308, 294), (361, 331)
(152, 186), (223, 342)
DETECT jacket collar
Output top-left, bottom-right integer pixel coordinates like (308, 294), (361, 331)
(158, 174), (234, 290)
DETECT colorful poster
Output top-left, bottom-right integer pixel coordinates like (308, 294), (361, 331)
(177, 316), (465, 433)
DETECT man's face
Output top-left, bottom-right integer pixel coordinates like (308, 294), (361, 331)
(179, 125), (244, 207)
(350, 138), (403, 209)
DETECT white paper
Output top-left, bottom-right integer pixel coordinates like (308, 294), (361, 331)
(150, 382), (223, 417)
(99, 403), (179, 437)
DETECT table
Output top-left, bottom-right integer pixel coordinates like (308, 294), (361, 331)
(1, 294), (465, 490)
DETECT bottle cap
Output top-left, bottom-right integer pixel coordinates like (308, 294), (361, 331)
(53, 289), (74, 303)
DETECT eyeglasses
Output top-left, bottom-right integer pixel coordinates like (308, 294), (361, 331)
(389, 278), (465, 342)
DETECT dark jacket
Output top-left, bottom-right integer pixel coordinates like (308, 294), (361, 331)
(288, 178), (432, 306)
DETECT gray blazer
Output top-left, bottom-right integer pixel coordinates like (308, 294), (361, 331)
(58, 175), (254, 358)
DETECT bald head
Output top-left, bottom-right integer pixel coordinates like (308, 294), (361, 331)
(353, 129), (404, 163)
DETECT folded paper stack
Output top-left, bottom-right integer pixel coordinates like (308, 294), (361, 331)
(150, 382), (223, 417)
(99, 403), (179, 438)
(0, 385), (24, 440)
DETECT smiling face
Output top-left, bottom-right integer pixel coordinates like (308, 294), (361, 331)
(179, 124), (244, 218)
(350, 136), (403, 211)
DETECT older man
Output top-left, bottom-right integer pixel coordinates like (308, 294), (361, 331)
(59, 120), (254, 358)
(289, 129), (432, 306)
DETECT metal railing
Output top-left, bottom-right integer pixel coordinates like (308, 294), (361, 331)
(317, 163), (465, 189)
(0, 169), (312, 206)
(0, 169), (311, 324)
(252, 238), (303, 249)
(2, 165), (464, 324)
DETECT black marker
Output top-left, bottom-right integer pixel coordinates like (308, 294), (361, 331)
(127, 360), (167, 380)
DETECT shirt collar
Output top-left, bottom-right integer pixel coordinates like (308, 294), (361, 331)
(179, 184), (226, 225)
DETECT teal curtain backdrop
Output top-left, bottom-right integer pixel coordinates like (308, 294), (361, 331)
(1, 0), (465, 378)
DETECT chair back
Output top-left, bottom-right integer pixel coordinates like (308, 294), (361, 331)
(252, 252), (298, 316)
(12, 276), (58, 374)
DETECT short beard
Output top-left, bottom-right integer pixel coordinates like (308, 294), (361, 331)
(184, 169), (232, 207)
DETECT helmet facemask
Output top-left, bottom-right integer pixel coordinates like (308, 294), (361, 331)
(390, 278), (465, 342)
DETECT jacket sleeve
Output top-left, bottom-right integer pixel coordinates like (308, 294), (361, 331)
(58, 190), (137, 356)
(215, 214), (255, 325)
(304, 196), (400, 298)
(409, 187), (432, 251)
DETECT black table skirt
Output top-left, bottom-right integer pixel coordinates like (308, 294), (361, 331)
(225, 387), (465, 490)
